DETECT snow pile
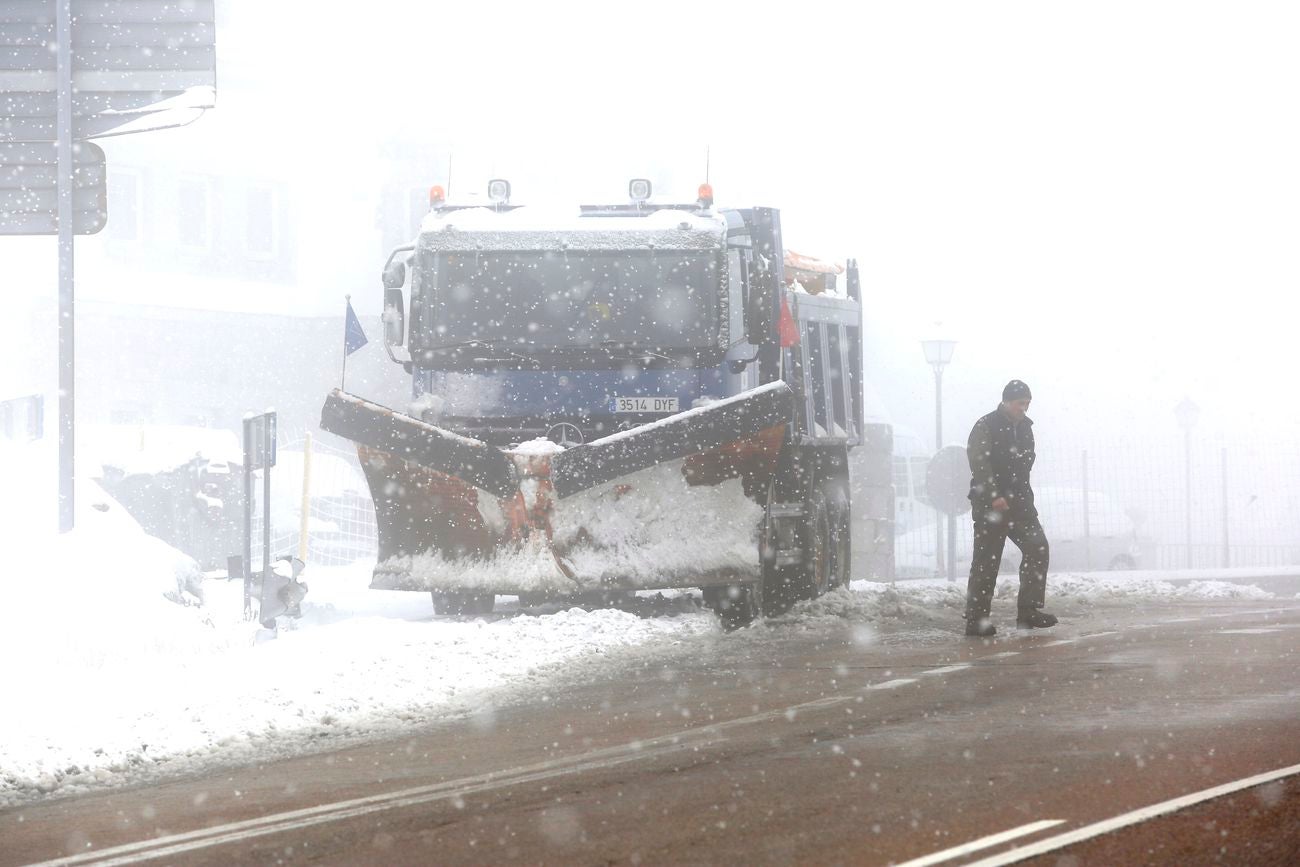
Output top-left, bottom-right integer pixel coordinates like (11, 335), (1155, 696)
(773, 581), (965, 628)
(773, 574), (1275, 630)
(1022, 573), (1275, 603)
(0, 496), (719, 809)
(0, 575), (717, 805)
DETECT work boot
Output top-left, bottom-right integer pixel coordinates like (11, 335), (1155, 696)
(965, 616), (996, 638)
(1016, 610), (1058, 629)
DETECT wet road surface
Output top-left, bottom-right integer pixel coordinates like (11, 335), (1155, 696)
(3, 598), (1298, 865)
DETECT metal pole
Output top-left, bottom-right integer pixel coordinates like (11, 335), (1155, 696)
(341, 294), (350, 391)
(933, 365), (944, 578)
(56, 0), (75, 532)
(1082, 450), (1091, 570)
(946, 512), (957, 583)
(1221, 446), (1229, 568)
(1184, 428), (1193, 569)
(298, 432), (313, 563)
(262, 419), (272, 603)
(243, 422), (253, 620)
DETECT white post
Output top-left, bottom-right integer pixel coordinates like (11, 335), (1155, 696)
(298, 432), (313, 563)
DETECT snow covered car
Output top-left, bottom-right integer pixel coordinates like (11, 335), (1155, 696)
(894, 486), (1154, 578)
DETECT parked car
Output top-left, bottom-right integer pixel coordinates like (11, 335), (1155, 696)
(894, 486), (1155, 578)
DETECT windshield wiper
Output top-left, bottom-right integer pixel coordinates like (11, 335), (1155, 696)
(426, 339), (538, 367)
(596, 340), (674, 362)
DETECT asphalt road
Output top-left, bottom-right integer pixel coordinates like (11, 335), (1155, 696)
(3, 598), (1298, 866)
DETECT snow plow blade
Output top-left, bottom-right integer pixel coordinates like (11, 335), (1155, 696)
(318, 383), (793, 596)
(319, 390), (518, 498)
(551, 381), (794, 498)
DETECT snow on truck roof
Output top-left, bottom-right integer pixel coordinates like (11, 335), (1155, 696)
(417, 205), (728, 252)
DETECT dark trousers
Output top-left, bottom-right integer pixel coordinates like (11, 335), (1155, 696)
(965, 508), (1050, 620)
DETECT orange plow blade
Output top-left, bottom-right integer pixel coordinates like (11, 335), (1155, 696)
(321, 384), (793, 596)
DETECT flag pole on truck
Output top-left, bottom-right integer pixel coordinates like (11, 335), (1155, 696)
(342, 295), (368, 391)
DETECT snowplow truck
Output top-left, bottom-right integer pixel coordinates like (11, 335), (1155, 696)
(320, 180), (866, 628)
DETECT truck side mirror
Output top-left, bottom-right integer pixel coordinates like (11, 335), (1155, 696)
(383, 288), (405, 347)
(382, 260), (406, 290)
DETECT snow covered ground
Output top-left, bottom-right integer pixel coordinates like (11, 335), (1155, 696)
(0, 445), (1286, 807)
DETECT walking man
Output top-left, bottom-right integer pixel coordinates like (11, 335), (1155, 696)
(964, 380), (1058, 637)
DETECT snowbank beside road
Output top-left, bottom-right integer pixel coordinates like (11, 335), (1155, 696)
(774, 574), (1275, 630)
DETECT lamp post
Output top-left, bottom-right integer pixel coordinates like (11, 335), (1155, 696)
(1174, 397), (1200, 569)
(922, 339), (957, 578)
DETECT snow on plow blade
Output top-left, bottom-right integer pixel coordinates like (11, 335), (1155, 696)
(319, 383), (793, 596)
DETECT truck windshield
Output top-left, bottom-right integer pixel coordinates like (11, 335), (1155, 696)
(425, 250), (721, 350)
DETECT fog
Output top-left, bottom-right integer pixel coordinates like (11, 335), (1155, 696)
(9, 2), (1299, 435)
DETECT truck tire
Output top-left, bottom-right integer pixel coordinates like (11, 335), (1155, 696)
(823, 481), (852, 590)
(704, 582), (763, 631)
(431, 591), (495, 616)
(759, 480), (798, 617)
(792, 489), (832, 603)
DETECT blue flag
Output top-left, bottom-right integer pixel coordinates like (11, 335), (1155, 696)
(344, 298), (368, 355)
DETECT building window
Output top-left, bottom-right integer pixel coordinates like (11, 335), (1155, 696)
(177, 177), (213, 250)
(106, 170), (141, 241)
(245, 184), (278, 258)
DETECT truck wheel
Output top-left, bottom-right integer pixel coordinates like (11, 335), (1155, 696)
(793, 489), (832, 602)
(758, 480), (796, 616)
(823, 483), (852, 589)
(431, 591), (495, 616)
(703, 583), (762, 631)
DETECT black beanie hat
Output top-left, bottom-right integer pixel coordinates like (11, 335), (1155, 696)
(1002, 380), (1032, 402)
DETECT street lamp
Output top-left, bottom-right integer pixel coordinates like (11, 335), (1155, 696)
(921, 339), (957, 578)
(1174, 397), (1200, 569)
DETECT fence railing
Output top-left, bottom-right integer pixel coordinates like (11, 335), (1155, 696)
(249, 436), (378, 568)
(894, 436), (1300, 577)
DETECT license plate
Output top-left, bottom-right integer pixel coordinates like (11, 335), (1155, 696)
(612, 396), (679, 413)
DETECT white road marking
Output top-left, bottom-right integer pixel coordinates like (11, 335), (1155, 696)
(962, 761), (1300, 866)
(1218, 627), (1280, 635)
(1039, 639), (1077, 647)
(1082, 630), (1118, 638)
(989, 651), (1021, 658)
(23, 694), (854, 867)
(894, 819), (1065, 867)
(866, 678), (918, 690)
(921, 664), (972, 676)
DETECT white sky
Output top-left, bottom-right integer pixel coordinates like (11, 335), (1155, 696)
(225, 0), (1300, 440)
(7, 0), (1299, 442)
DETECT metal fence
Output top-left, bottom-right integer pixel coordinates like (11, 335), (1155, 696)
(249, 436), (378, 568)
(894, 435), (1300, 577)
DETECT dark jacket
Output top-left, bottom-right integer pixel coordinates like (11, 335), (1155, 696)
(967, 406), (1037, 515)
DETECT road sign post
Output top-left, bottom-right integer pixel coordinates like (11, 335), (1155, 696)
(242, 411), (276, 621)
(1, 0), (217, 532)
